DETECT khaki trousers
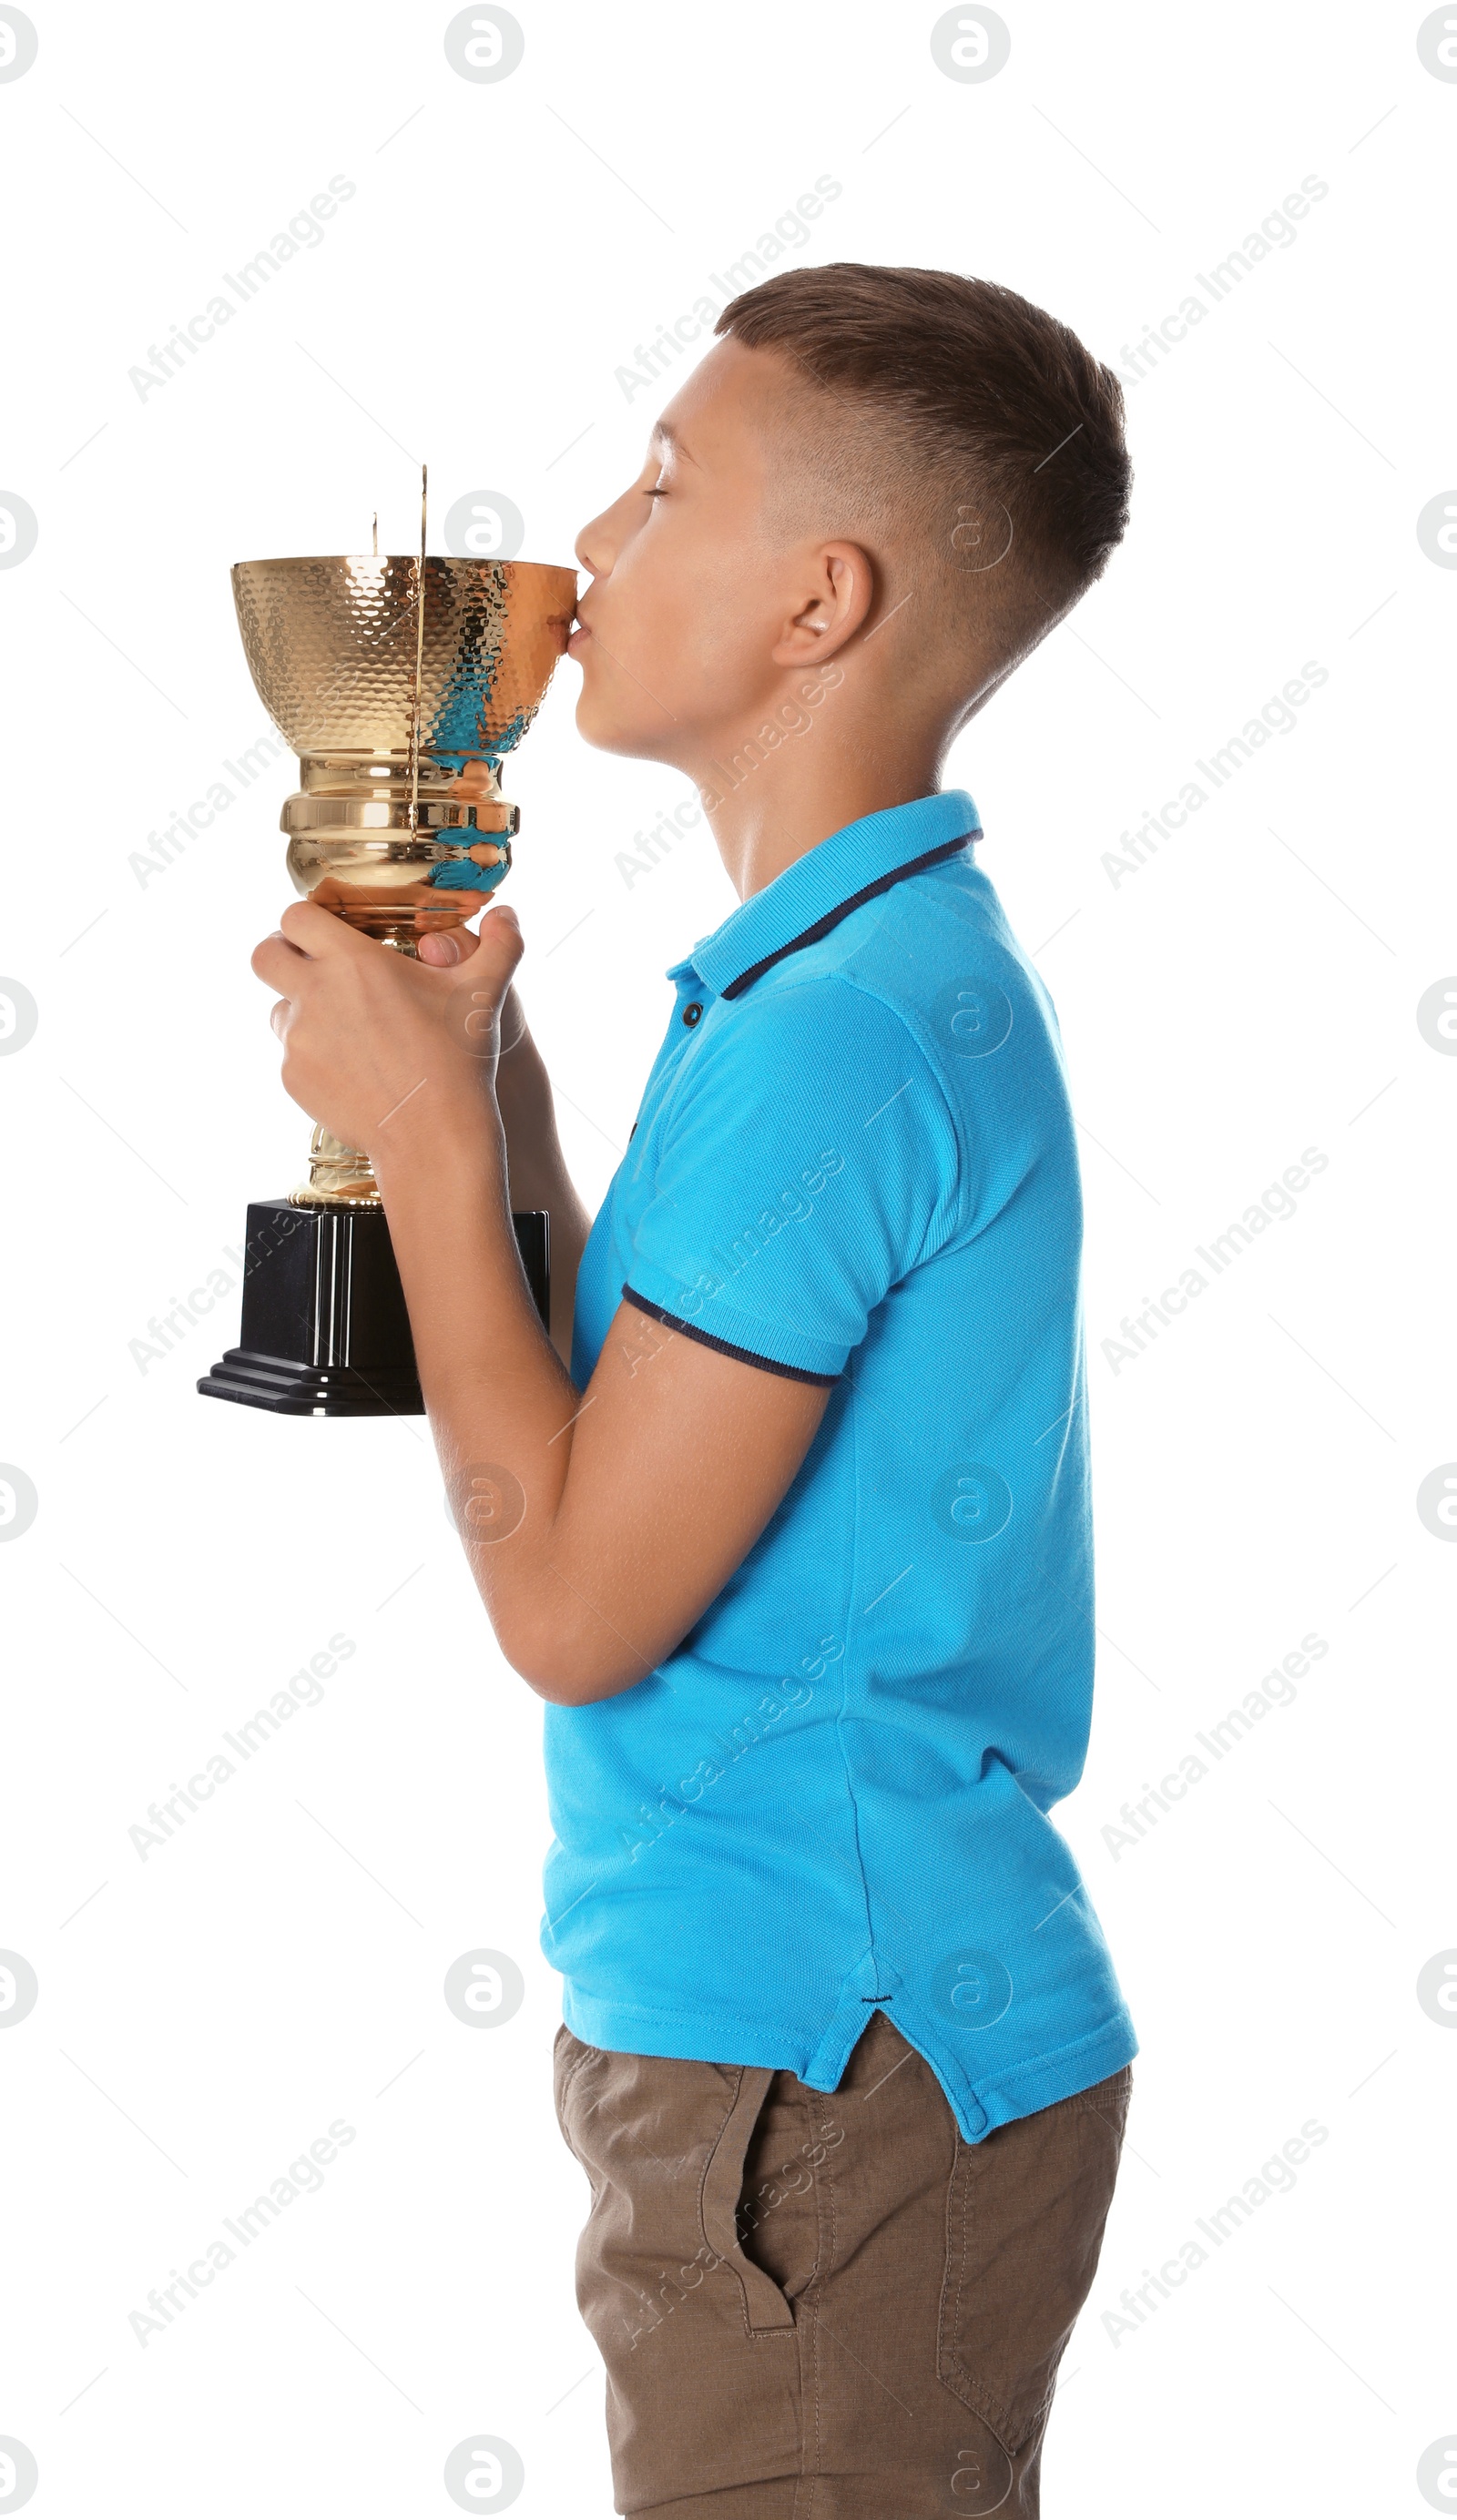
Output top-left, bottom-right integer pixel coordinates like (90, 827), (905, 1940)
(554, 2008), (1131, 2515)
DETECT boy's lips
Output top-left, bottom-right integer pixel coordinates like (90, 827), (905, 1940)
(566, 606), (593, 655)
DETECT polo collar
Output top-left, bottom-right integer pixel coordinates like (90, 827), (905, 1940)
(690, 789), (980, 1002)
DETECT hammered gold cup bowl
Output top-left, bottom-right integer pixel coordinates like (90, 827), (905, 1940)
(231, 552), (577, 1203)
(232, 553), (577, 945)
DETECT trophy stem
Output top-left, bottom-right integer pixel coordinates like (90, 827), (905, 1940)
(289, 932), (418, 1208)
(291, 1125), (381, 1207)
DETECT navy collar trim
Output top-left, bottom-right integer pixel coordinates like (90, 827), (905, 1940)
(718, 832), (974, 1001)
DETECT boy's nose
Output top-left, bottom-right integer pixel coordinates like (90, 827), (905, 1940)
(574, 513), (611, 575)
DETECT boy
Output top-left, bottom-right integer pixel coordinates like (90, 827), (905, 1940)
(253, 262), (1138, 2516)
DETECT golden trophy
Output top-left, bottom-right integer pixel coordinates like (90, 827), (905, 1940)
(199, 511), (576, 1418)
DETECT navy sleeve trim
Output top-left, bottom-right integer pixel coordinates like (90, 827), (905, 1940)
(620, 1286), (841, 1387)
(718, 832), (976, 1001)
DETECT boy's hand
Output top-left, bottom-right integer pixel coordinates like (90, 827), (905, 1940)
(250, 900), (524, 1163)
(416, 923), (531, 1062)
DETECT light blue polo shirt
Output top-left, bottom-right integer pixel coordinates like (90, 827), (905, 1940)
(541, 789), (1137, 2141)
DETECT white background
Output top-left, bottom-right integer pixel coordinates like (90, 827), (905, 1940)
(1, 3), (1453, 2514)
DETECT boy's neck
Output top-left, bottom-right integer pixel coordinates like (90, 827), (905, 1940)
(698, 718), (949, 903)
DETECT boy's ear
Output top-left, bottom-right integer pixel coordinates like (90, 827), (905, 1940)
(770, 542), (875, 668)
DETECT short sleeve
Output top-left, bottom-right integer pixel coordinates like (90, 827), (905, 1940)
(622, 979), (963, 1382)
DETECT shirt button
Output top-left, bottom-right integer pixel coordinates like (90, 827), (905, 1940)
(682, 1001), (703, 1026)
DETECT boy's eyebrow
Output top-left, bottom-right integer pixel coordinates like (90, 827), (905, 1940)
(651, 420), (700, 467)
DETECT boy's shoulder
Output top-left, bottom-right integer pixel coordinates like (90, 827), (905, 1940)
(743, 852), (1067, 1102)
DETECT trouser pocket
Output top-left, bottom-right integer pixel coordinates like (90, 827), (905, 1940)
(555, 2033), (797, 2342)
(552, 2037), (801, 2506)
(701, 2066), (798, 2332)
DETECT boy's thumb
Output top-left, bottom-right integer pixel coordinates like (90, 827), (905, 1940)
(418, 907), (522, 982)
(440, 899), (524, 991)
(417, 926), (476, 967)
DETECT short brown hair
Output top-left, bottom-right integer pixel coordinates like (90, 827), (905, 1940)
(716, 261), (1130, 663)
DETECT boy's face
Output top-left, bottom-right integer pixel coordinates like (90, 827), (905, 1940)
(569, 340), (831, 767)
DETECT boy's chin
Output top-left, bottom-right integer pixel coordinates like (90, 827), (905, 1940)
(574, 691), (675, 764)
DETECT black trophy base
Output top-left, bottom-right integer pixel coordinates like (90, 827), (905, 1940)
(198, 1200), (549, 1418)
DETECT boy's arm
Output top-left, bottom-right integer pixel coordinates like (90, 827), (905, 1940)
(380, 1126), (829, 1704)
(490, 982), (592, 1364)
(253, 900), (830, 1707)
